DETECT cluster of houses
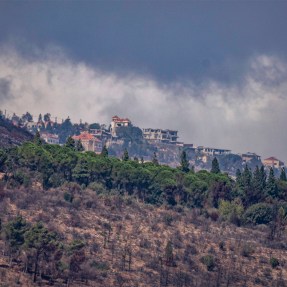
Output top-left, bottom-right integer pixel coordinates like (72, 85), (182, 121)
(4, 111), (285, 169)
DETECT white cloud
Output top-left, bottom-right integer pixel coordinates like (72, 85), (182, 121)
(0, 45), (287, 162)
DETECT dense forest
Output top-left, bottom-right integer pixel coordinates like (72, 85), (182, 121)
(0, 136), (287, 286)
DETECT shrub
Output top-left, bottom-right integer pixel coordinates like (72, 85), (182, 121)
(200, 255), (215, 271)
(219, 198), (243, 225)
(241, 243), (255, 257)
(270, 257), (280, 268)
(243, 203), (273, 225)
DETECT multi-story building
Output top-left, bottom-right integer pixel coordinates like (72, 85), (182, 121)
(110, 116), (131, 137)
(196, 146), (231, 156)
(40, 132), (60, 145)
(72, 132), (102, 154)
(241, 152), (261, 163)
(142, 128), (178, 144)
(263, 157), (284, 168)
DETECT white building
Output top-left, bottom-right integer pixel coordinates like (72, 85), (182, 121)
(41, 133), (59, 145)
(142, 128), (178, 144)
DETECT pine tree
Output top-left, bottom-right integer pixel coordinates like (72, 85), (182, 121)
(251, 166), (264, 203)
(33, 131), (42, 145)
(280, 167), (287, 181)
(76, 140), (84, 152)
(180, 150), (189, 173)
(211, 157), (220, 174)
(152, 152), (159, 165)
(265, 167), (278, 199)
(260, 165), (267, 189)
(165, 240), (174, 266)
(101, 145), (109, 157)
(65, 136), (76, 149)
(122, 149), (129, 161)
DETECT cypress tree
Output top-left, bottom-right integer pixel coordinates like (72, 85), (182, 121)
(122, 149), (129, 161)
(76, 139), (84, 152)
(65, 136), (76, 149)
(101, 145), (109, 157)
(180, 150), (189, 173)
(33, 131), (42, 145)
(280, 167), (287, 181)
(252, 166), (264, 203)
(152, 152), (159, 165)
(211, 157), (220, 174)
(265, 167), (278, 199)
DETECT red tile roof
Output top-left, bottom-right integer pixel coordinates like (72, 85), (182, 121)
(112, 115), (130, 122)
(73, 132), (101, 142)
(264, 157), (279, 161)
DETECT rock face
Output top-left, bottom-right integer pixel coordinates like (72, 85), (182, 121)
(0, 117), (33, 148)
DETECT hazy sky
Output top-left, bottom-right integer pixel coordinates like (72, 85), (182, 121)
(0, 1), (287, 161)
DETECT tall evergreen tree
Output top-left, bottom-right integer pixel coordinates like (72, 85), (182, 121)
(33, 131), (42, 145)
(180, 150), (189, 173)
(152, 152), (159, 165)
(260, 165), (267, 189)
(100, 145), (109, 157)
(65, 136), (76, 149)
(211, 157), (220, 174)
(280, 167), (287, 181)
(251, 166), (264, 203)
(122, 149), (129, 161)
(76, 140), (84, 152)
(265, 167), (278, 199)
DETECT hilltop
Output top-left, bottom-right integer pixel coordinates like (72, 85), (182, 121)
(0, 141), (287, 286)
(0, 116), (33, 148)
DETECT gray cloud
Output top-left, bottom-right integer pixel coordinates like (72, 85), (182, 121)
(1, 45), (287, 162)
(0, 77), (12, 104)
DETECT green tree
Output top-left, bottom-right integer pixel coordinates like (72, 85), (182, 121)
(65, 136), (76, 149)
(211, 157), (220, 174)
(152, 152), (159, 165)
(76, 139), (84, 152)
(251, 166), (264, 203)
(24, 222), (58, 282)
(122, 149), (129, 161)
(43, 113), (51, 122)
(100, 145), (109, 157)
(33, 131), (42, 145)
(280, 167), (287, 181)
(180, 150), (189, 173)
(165, 240), (174, 266)
(265, 168), (278, 199)
(4, 216), (28, 259)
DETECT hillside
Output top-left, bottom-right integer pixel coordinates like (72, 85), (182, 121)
(0, 117), (33, 148)
(0, 142), (287, 286)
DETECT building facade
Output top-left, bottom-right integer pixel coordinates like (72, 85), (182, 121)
(263, 157), (284, 168)
(40, 132), (60, 145)
(72, 132), (102, 154)
(142, 128), (178, 144)
(110, 116), (131, 137)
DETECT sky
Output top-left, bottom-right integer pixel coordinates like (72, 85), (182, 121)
(0, 1), (287, 161)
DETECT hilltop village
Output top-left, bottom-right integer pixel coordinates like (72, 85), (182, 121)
(1, 110), (285, 175)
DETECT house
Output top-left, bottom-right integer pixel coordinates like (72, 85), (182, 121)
(142, 128), (178, 144)
(110, 116), (132, 137)
(72, 132), (102, 154)
(263, 157), (284, 169)
(196, 146), (231, 156)
(241, 152), (261, 163)
(41, 132), (59, 145)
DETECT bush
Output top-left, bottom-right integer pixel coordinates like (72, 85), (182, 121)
(241, 243), (255, 257)
(219, 198), (243, 225)
(270, 257), (280, 268)
(200, 255), (215, 271)
(243, 203), (273, 225)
